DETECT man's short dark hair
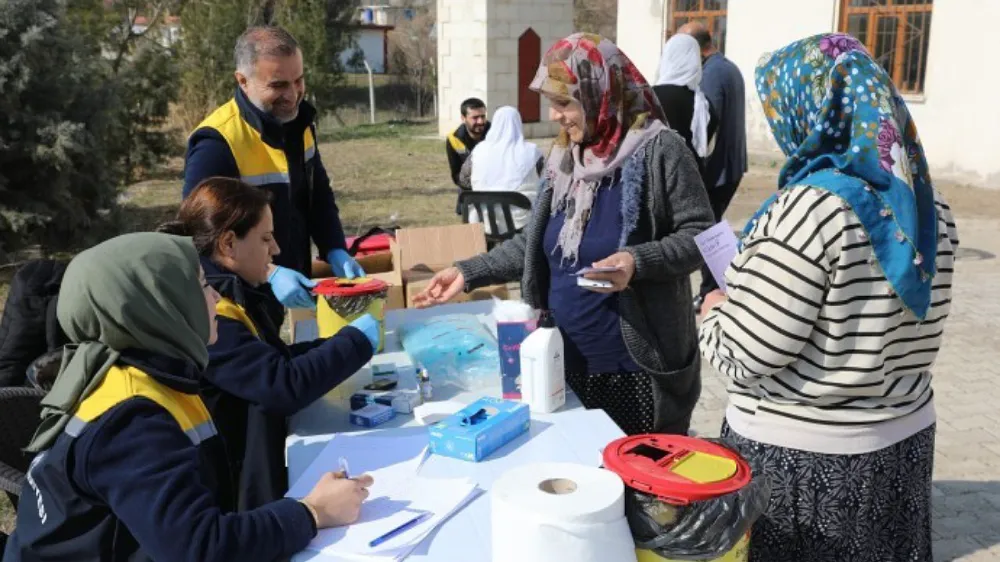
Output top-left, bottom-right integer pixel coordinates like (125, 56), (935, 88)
(460, 98), (486, 117)
(235, 26), (300, 75)
(691, 29), (713, 49)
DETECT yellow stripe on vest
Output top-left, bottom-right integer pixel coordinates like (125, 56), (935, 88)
(66, 366), (216, 445)
(194, 98), (315, 185)
(447, 132), (468, 154)
(215, 297), (260, 339)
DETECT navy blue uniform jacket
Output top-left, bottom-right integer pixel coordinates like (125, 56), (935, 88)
(201, 258), (373, 510)
(183, 88), (347, 278)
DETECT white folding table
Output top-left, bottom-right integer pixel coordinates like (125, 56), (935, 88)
(286, 301), (625, 561)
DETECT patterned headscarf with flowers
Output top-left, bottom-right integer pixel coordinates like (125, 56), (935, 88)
(750, 33), (938, 318)
(530, 33), (667, 265)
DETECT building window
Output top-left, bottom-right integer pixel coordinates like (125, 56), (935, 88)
(667, 0), (728, 54)
(839, 0), (933, 94)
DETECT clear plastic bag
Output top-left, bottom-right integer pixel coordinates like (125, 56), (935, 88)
(624, 441), (771, 560)
(397, 314), (499, 391)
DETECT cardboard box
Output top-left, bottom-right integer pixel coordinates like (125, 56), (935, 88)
(395, 224), (496, 308)
(396, 223), (487, 274)
(428, 397), (530, 462)
(291, 223), (504, 338)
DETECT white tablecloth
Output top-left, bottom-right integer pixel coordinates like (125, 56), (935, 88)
(286, 301), (625, 561)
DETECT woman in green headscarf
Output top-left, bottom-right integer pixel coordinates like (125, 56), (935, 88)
(4, 232), (373, 562)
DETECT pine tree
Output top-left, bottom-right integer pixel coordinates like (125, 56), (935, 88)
(0, 0), (122, 256)
(68, 0), (182, 183)
(175, 0), (257, 131)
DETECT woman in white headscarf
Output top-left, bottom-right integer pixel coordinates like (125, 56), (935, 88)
(653, 34), (717, 170)
(458, 106), (544, 234)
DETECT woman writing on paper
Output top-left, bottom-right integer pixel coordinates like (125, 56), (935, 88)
(415, 33), (715, 436)
(457, 106), (544, 235)
(4, 233), (373, 561)
(158, 177), (380, 510)
(699, 34), (958, 560)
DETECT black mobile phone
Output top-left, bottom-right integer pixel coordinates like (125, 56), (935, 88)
(363, 378), (398, 391)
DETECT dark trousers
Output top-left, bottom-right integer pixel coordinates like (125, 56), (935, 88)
(698, 180), (741, 298)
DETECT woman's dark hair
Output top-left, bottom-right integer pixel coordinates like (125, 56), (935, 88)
(157, 177), (272, 256)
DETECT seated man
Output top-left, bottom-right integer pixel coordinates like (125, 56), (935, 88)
(445, 97), (490, 214)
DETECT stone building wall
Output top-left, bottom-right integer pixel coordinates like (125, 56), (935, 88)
(437, 0), (573, 138)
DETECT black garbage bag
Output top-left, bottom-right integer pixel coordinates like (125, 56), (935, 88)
(625, 443), (771, 561)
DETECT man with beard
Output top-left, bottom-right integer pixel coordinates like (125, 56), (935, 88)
(183, 26), (362, 323)
(445, 98), (490, 213)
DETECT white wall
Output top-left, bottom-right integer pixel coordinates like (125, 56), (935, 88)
(905, 0), (1000, 186)
(615, 0), (667, 84)
(437, 0), (571, 138)
(725, 0), (839, 154)
(438, 0), (490, 136)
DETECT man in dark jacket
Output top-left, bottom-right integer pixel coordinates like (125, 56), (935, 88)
(445, 98), (490, 214)
(184, 26), (363, 319)
(680, 22), (748, 303)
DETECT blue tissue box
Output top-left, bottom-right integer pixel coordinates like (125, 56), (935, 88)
(428, 397), (530, 462)
(349, 403), (395, 427)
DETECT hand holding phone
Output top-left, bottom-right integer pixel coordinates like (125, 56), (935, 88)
(576, 252), (636, 293)
(573, 265), (623, 276)
(576, 277), (614, 289)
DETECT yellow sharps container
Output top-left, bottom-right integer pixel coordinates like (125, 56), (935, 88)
(313, 277), (388, 353)
(603, 434), (756, 562)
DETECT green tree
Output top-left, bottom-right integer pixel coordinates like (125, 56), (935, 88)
(388, 6), (437, 117)
(0, 0), (122, 256)
(114, 43), (182, 182)
(273, 0), (355, 114)
(66, 0), (182, 182)
(175, 0), (256, 130)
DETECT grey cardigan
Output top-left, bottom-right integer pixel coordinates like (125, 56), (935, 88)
(456, 130), (715, 432)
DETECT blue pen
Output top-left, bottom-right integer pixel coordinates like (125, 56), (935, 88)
(338, 457), (350, 478)
(368, 512), (433, 548)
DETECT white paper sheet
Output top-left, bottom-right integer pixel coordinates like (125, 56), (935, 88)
(307, 476), (479, 561)
(286, 429), (479, 561)
(693, 220), (740, 293)
(286, 430), (430, 501)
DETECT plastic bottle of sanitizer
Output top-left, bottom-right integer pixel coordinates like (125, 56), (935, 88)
(518, 312), (565, 413)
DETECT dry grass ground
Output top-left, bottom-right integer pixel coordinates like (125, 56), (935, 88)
(2, 120), (1000, 533)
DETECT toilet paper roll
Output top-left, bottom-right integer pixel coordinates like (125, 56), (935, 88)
(491, 462), (638, 562)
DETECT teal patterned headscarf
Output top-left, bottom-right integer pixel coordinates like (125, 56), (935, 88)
(748, 33), (938, 319)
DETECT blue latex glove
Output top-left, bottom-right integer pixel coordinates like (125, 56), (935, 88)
(349, 313), (381, 352)
(327, 248), (365, 279)
(268, 266), (317, 309)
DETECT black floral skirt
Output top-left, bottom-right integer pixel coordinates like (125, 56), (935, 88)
(721, 421), (935, 562)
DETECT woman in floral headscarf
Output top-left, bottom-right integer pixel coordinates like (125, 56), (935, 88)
(699, 34), (959, 561)
(415, 33), (715, 436)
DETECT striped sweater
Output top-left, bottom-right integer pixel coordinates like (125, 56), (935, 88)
(699, 185), (958, 452)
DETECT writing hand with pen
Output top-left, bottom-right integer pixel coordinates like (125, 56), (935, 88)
(299, 469), (375, 528)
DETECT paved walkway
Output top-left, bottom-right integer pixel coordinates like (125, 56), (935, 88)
(689, 216), (1000, 562)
